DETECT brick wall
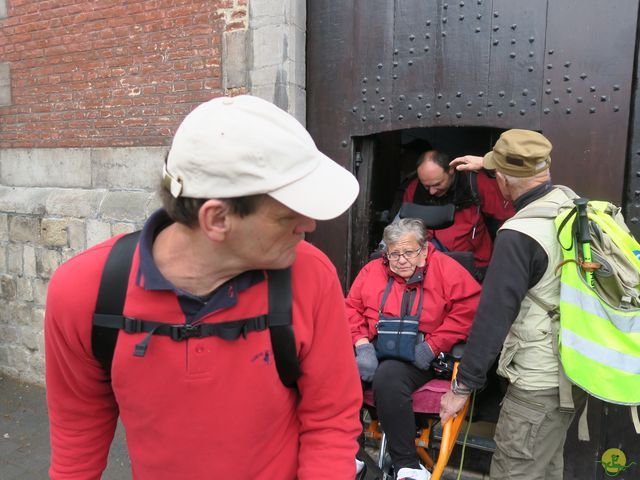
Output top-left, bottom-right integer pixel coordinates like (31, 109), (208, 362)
(0, 0), (248, 148)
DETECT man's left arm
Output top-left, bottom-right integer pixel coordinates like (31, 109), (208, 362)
(295, 264), (363, 480)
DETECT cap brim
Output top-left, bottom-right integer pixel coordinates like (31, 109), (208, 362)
(268, 152), (360, 221)
(482, 151), (497, 170)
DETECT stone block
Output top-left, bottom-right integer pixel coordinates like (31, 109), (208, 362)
(0, 213), (8, 240)
(8, 215), (40, 242)
(16, 277), (33, 302)
(35, 247), (62, 279)
(67, 219), (86, 250)
(0, 244), (5, 272)
(249, 1), (285, 28)
(86, 219), (112, 248)
(41, 218), (69, 247)
(99, 191), (150, 222)
(32, 278), (49, 307)
(112, 223), (136, 236)
(286, 0), (306, 30)
(0, 1), (7, 19)
(23, 245), (36, 276)
(91, 147), (165, 190)
(0, 62), (10, 107)
(145, 192), (162, 215)
(1, 324), (18, 343)
(0, 149), (92, 188)
(21, 325), (39, 351)
(0, 274), (16, 300)
(251, 24), (285, 69)
(45, 188), (105, 218)
(7, 244), (23, 274)
(0, 186), (49, 215)
(223, 29), (248, 90)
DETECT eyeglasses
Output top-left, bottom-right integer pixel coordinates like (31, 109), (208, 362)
(386, 246), (423, 261)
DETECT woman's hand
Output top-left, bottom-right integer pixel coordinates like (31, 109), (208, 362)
(355, 343), (378, 382)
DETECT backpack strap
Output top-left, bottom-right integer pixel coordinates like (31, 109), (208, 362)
(91, 235), (300, 388)
(92, 231), (141, 377)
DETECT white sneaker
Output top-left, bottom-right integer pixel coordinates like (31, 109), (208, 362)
(355, 458), (365, 474)
(396, 463), (431, 480)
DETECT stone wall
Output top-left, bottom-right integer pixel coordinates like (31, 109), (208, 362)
(0, 0), (306, 384)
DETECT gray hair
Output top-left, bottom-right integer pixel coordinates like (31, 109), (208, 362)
(383, 218), (427, 248)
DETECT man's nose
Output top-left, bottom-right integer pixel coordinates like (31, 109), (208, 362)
(429, 186), (439, 195)
(294, 216), (316, 234)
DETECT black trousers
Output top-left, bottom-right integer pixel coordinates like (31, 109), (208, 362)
(372, 359), (435, 471)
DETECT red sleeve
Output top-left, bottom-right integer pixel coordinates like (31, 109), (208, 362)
(476, 171), (515, 221)
(402, 178), (419, 203)
(424, 253), (481, 355)
(345, 262), (375, 344)
(294, 245), (363, 480)
(45, 244), (120, 480)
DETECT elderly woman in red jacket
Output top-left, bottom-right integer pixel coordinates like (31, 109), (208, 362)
(346, 218), (480, 480)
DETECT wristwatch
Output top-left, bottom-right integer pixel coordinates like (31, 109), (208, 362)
(451, 378), (472, 396)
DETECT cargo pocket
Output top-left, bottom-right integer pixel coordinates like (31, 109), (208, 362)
(496, 340), (520, 384)
(494, 394), (547, 460)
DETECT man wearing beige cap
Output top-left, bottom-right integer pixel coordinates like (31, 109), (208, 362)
(45, 95), (363, 479)
(439, 129), (586, 479)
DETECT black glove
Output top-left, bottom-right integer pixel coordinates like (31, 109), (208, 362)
(355, 343), (379, 382)
(413, 342), (435, 370)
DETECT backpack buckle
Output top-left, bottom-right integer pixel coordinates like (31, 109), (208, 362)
(169, 323), (202, 341)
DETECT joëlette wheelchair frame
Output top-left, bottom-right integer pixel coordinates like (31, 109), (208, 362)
(361, 346), (469, 480)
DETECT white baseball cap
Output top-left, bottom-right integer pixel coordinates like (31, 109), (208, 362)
(163, 95), (359, 221)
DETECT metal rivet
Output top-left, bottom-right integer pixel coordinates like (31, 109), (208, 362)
(499, 91), (505, 97)
(590, 86), (596, 92)
(426, 20), (431, 26)
(352, 106), (357, 112)
(635, 190), (640, 196)
(477, 13), (482, 19)
(436, 112), (441, 117)
(553, 98), (560, 104)
(445, 102), (451, 108)
(545, 89), (551, 94)
(493, 11), (499, 17)
(563, 75), (570, 81)
(547, 64), (553, 69)
(443, 17), (448, 23)
(376, 76), (381, 82)
(409, 48), (415, 54)
(361, 116), (367, 122)
(362, 97), (367, 103)
(565, 108), (571, 114)
(522, 89), (529, 96)
(497, 111), (503, 116)
(424, 46), (430, 52)
(442, 32), (447, 37)
(425, 33), (431, 39)
(417, 112), (423, 118)
(393, 74), (398, 79)
(417, 94), (424, 100)
(564, 62), (571, 68)
(519, 109), (526, 115)
(510, 52), (516, 59)
(493, 40), (499, 46)
(362, 88), (367, 94)
(548, 49), (554, 55)
(408, 60), (414, 66)
(443, 3), (448, 9)
(528, 66), (534, 72)
(377, 63), (383, 69)
(398, 115), (404, 120)
(529, 36), (535, 43)
(543, 108), (550, 114)
(341, 140), (348, 147)
(511, 24), (517, 30)
(409, 35), (415, 41)
(408, 104), (413, 110)
(456, 92), (462, 97)
(380, 97), (385, 102)
(580, 73), (587, 80)
(530, 99), (536, 106)
(371, 105), (376, 111)
(363, 77), (368, 83)
(477, 111), (483, 116)
(394, 49), (399, 55)
(632, 217), (639, 224)
(399, 95), (405, 101)
(467, 101), (472, 106)
(509, 100), (516, 106)
(600, 96), (607, 102)
(459, 15), (465, 21)
(437, 93), (443, 99)
(493, 26), (499, 31)
(393, 62), (398, 67)
(426, 103), (432, 109)
(379, 114), (385, 120)
(546, 79), (551, 84)
(589, 107), (596, 113)
(577, 97), (583, 103)
(613, 84), (620, 91)
(477, 0), (482, 5)
(375, 87), (380, 93)
(460, 0), (465, 6)
(529, 51), (534, 57)
(388, 105), (393, 111)
(478, 91), (484, 97)
(487, 101), (493, 107)
(614, 105), (620, 112)
(475, 27), (481, 32)
(566, 87), (572, 93)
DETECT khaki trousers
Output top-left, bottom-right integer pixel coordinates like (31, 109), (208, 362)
(490, 384), (587, 480)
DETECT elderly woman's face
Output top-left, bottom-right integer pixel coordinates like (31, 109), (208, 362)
(386, 234), (427, 279)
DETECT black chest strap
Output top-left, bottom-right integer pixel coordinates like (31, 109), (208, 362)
(91, 232), (300, 388)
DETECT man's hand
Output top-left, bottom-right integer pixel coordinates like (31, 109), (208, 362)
(439, 389), (470, 424)
(449, 155), (483, 172)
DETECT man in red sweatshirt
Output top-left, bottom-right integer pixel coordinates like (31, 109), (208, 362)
(45, 95), (363, 480)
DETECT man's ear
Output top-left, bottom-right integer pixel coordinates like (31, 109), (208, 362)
(198, 199), (231, 242)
